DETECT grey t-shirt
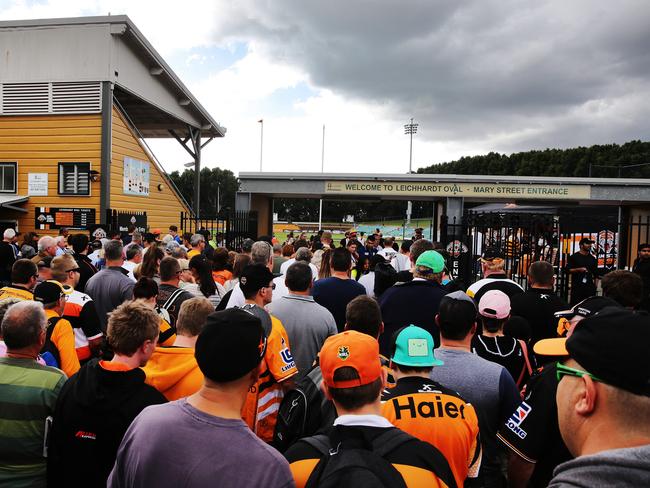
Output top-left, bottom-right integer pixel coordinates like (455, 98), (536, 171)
(108, 399), (294, 488)
(268, 294), (337, 379)
(430, 348), (520, 481)
(549, 444), (650, 488)
(85, 267), (134, 331)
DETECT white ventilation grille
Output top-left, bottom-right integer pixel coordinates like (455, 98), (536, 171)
(0, 82), (102, 115)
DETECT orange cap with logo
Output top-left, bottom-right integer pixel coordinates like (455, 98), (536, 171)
(320, 331), (382, 389)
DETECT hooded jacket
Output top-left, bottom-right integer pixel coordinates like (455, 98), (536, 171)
(548, 444), (650, 487)
(47, 358), (166, 488)
(141, 346), (204, 400)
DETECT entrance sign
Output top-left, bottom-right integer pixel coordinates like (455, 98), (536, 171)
(324, 181), (591, 200)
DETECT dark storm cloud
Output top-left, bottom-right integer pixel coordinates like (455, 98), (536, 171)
(216, 0), (650, 155)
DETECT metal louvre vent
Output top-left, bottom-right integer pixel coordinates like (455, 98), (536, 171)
(1, 82), (50, 114)
(59, 163), (90, 195)
(52, 82), (102, 113)
(0, 82), (101, 115)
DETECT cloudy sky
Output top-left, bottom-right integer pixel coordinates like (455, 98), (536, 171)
(2, 0), (649, 177)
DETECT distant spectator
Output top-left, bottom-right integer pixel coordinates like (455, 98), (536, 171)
(68, 233), (98, 292)
(601, 269), (643, 309)
(510, 261), (568, 344)
(155, 257), (194, 328)
(379, 250), (447, 355)
(85, 241), (135, 332)
(312, 248), (366, 332)
(268, 262), (337, 380)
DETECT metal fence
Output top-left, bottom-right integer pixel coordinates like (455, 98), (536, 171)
(180, 210), (258, 251)
(441, 208), (646, 303)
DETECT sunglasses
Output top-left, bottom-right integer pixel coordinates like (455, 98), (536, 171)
(66, 268), (81, 273)
(556, 362), (602, 383)
(267, 283), (276, 290)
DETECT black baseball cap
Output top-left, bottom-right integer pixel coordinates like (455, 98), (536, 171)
(554, 296), (620, 321)
(482, 247), (504, 260)
(33, 280), (70, 304)
(566, 307), (650, 397)
(194, 308), (267, 383)
(239, 263), (275, 296)
(579, 237), (594, 245)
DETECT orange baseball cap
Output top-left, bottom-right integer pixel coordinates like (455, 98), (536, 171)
(320, 331), (382, 389)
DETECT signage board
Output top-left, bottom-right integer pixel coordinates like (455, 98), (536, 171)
(28, 173), (48, 196)
(324, 181), (591, 200)
(35, 207), (96, 230)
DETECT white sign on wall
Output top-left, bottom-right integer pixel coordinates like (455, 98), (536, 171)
(28, 173), (48, 196)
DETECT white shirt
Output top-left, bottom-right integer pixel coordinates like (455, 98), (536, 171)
(378, 247), (398, 262)
(280, 258), (319, 280)
(334, 414), (394, 428)
(225, 283), (246, 309)
(392, 253), (411, 273)
(121, 260), (138, 281)
(358, 271), (375, 297)
(272, 275), (289, 301)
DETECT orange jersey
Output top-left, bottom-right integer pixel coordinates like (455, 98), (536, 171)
(381, 377), (482, 487)
(44, 309), (81, 378)
(212, 270), (232, 286)
(240, 306), (298, 442)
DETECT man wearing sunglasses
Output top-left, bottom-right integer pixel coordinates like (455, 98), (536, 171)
(550, 307), (650, 487)
(238, 263), (298, 443)
(51, 254), (103, 362)
(497, 296), (619, 488)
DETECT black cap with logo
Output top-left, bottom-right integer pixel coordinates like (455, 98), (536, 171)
(567, 307), (650, 397)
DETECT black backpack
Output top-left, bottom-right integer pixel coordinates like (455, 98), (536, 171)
(303, 428), (411, 488)
(273, 364), (337, 453)
(40, 316), (61, 369)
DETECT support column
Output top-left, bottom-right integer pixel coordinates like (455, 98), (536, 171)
(99, 81), (113, 224)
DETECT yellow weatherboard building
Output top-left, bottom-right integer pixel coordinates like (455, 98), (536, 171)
(0, 15), (224, 235)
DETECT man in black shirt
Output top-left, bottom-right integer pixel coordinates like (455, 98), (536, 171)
(0, 228), (19, 286)
(511, 261), (568, 345)
(632, 243), (650, 311)
(566, 238), (598, 305)
(498, 295), (620, 488)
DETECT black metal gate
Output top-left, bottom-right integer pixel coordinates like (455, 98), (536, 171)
(180, 210), (258, 251)
(442, 207), (627, 302)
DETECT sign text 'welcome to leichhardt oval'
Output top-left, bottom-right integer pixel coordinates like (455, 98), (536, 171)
(324, 181), (591, 200)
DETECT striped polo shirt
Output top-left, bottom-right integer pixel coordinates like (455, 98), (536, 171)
(0, 357), (66, 488)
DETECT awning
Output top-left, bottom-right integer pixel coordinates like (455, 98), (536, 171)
(0, 195), (29, 213)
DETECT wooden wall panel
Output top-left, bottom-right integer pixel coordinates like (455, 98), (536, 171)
(0, 114), (102, 234)
(109, 106), (191, 232)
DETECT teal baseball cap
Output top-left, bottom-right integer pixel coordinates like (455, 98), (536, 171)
(415, 250), (445, 273)
(391, 325), (443, 367)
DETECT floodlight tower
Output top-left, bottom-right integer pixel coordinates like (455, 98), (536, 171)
(404, 118), (419, 173)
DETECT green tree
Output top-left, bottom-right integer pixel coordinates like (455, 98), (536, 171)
(168, 167), (239, 217)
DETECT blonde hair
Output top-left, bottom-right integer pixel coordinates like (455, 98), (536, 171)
(107, 301), (159, 355)
(51, 254), (78, 282)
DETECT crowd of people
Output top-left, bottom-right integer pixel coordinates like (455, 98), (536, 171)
(0, 223), (649, 487)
